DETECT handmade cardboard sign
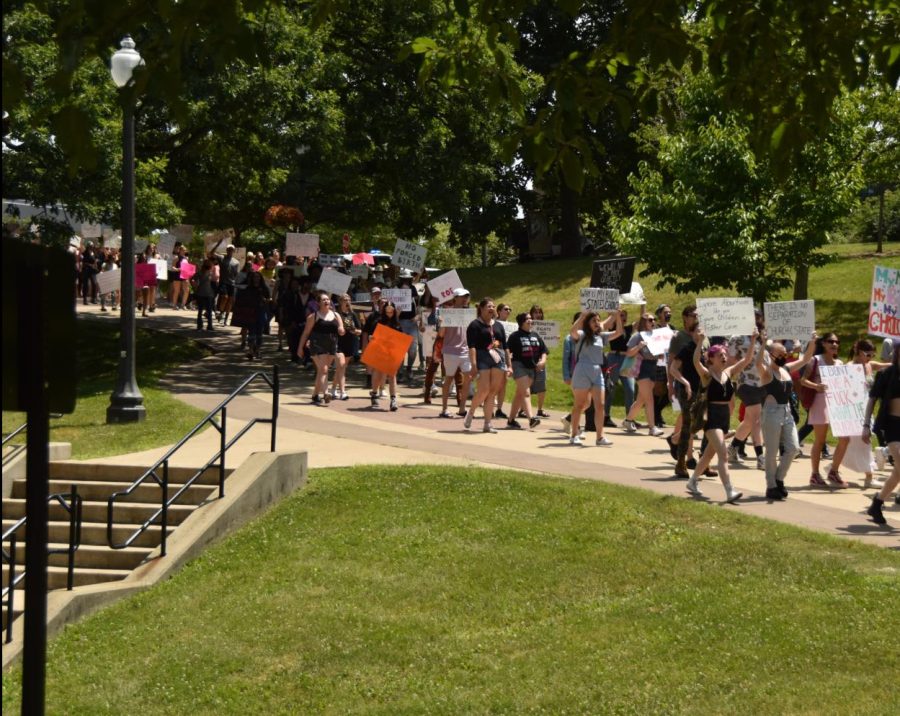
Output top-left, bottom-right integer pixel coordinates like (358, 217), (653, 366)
(286, 232), (320, 258)
(640, 326), (675, 356)
(427, 269), (464, 305)
(133, 238), (149, 255)
(157, 233), (177, 257)
(361, 323), (414, 375)
(316, 268), (352, 297)
(152, 258), (168, 280)
(869, 265), (900, 339)
(439, 308), (476, 328)
(353, 293), (372, 303)
(590, 256), (636, 293)
(97, 269), (121, 294)
(499, 320), (518, 338)
(580, 288), (620, 311)
(764, 300), (815, 341)
(382, 288), (413, 311)
(820, 364), (867, 437)
(349, 263), (369, 279)
(696, 297), (755, 336)
(391, 238), (427, 273)
(532, 320), (560, 348)
(318, 253), (343, 268)
(171, 224), (194, 243)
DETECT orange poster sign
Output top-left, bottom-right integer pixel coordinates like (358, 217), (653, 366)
(361, 324), (413, 375)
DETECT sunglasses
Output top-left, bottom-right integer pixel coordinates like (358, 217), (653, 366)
(825, 339), (840, 345)
(862, 351), (874, 357)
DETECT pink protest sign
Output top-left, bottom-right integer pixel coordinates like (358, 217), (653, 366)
(135, 262), (157, 287)
(179, 262), (197, 280)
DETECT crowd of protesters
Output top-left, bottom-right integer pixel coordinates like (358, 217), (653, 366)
(72, 239), (898, 525)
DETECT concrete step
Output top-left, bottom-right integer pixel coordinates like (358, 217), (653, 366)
(3, 498), (197, 527)
(3, 519), (171, 549)
(1, 607), (24, 632)
(8, 542), (152, 570)
(49, 462), (231, 486)
(3, 564), (131, 590)
(11, 479), (216, 505)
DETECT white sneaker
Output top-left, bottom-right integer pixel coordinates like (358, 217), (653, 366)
(569, 435), (583, 446)
(561, 416), (572, 433)
(727, 444), (743, 463)
(756, 455), (765, 470)
(725, 486), (743, 504)
(686, 476), (703, 497)
(463, 411), (473, 430)
(649, 426), (664, 437)
(596, 436), (613, 446)
(623, 420), (637, 433)
(875, 447), (887, 471)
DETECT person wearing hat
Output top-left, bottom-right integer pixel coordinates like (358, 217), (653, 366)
(396, 268), (420, 384)
(438, 288), (473, 418)
(216, 244), (240, 323)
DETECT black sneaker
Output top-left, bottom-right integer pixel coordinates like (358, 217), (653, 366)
(666, 435), (678, 460)
(529, 417), (541, 429)
(537, 410), (550, 418)
(776, 480), (788, 498)
(821, 445), (831, 459)
(506, 419), (522, 429)
(765, 487), (785, 501)
(686, 457), (697, 470)
(518, 410), (527, 418)
(311, 394), (322, 405)
(495, 408), (508, 419)
(867, 497), (886, 525)
(603, 417), (617, 428)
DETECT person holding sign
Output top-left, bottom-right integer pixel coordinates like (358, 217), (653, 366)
(438, 288), (473, 418)
(800, 333), (848, 488)
(685, 328), (758, 503)
(622, 313), (665, 436)
(528, 305), (551, 419)
(567, 309), (623, 446)
(755, 334), (818, 500)
(396, 269), (420, 385)
(368, 301), (402, 411)
(298, 291), (345, 404)
(463, 298), (511, 433)
(862, 342), (900, 524)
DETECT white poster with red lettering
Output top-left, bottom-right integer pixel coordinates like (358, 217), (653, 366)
(869, 265), (899, 340)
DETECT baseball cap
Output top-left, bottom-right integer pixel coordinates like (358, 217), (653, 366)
(226, 244), (235, 250)
(371, 286), (383, 293)
(452, 287), (470, 297)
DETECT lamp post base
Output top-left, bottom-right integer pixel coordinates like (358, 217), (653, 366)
(106, 397), (146, 423)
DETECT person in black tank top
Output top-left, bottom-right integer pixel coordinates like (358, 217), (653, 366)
(298, 291), (345, 405)
(685, 328), (759, 503)
(756, 336), (818, 500)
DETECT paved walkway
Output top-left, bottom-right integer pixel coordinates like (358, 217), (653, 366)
(78, 302), (899, 549)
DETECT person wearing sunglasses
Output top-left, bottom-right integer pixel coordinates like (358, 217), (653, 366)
(800, 332), (846, 487)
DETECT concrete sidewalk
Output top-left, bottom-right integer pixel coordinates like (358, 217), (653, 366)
(78, 302), (899, 548)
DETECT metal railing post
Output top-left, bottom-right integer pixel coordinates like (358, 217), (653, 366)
(219, 407), (227, 498)
(161, 461), (169, 557)
(66, 485), (77, 591)
(5, 533), (16, 644)
(271, 365), (279, 452)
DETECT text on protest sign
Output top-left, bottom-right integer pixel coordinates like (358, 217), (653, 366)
(696, 297), (755, 336)
(156, 233), (177, 257)
(391, 238), (427, 273)
(97, 269), (121, 295)
(349, 263), (368, 279)
(381, 288), (413, 311)
(353, 293), (372, 303)
(531, 320), (560, 348)
(81, 222), (102, 239)
(869, 265), (900, 340)
(316, 268), (352, 297)
(152, 258), (168, 280)
(640, 326), (675, 356)
(590, 256), (636, 293)
(427, 269), (463, 305)
(764, 300), (815, 341)
(318, 253), (344, 268)
(69, 236), (82, 248)
(580, 288), (620, 311)
(439, 307), (476, 328)
(820, 364), (867, 437)
(286, 232), (320, 258)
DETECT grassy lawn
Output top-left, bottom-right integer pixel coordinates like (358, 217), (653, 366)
(3, 465), (898, 714)
(1, 318), (209, 459)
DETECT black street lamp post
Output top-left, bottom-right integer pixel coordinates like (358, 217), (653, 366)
(107, 35), (146, 424)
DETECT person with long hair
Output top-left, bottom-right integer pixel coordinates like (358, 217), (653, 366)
(506, 312), (548, 430)
(529, 304), (551, 418)
(686, 328), (758, 503)
(370, 300), (401, 411)
(622, 313), (664, 436)
(298, 291), (344, 404)
(800, 332), (848, 487)
(567, 309), (623, 446)
(862, 341), (900, 524)
(755, 333), (818, 500)
(463, 297), (511, 433)
(494, 303), (513, 419)
(726, 309), (768, 468)
(191, 259), (216, 331)
(331, 293), (361, 400)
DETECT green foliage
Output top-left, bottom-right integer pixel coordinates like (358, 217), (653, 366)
(5, 465), (898, 713)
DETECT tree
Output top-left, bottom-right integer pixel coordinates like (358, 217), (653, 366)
(611, 75), (865, 303)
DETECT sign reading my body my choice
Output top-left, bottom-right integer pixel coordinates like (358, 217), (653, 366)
(869, 265), (900, 339)
(590, 256), (636, 293)
(697, 297), (755, 336)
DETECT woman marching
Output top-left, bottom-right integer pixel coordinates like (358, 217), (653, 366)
(862, 341), (900, 524)
(463, 297), (511, 433)
(685, 327), (758, 503)
(568, 309), (623, 446)
(506, 312), (548, 430)
(800, 332), (848, 487)
(298, 291), (345, 404)
(369, 300), (402, 411)
(755, 333), (818, 500)
(622, 312), (664, 436)
(330, 293), (362, 400)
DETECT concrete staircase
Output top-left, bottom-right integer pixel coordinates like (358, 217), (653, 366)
(2, 461), (229, 633)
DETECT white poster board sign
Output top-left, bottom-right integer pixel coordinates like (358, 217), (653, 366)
(697, 297), (755, 336)
(157, 233), (177, 257)
(532, 320), (560, 348)
(354, 292), (372, 304)
(152, 258), (168, 280)
(133, 239), (149, 255)
(391, 238), (427, 273)
(820, 364), (867, 437)
(580, 288), (619, 311)
(382, 288), (413, 311)
(869, 265), (900, 340)
(422, 326), (437, 358)
(81, 222), (102, 239)
(69, 235), (82, 248)
(97, 269), (121, 294)
(171, 224), (194, 243)
(316, 268), (352, 297)
(318, 253), (343, 268)
(440, 308), (476, 328)
(349, 263), (368, 279)
(640, 326), (675, 356)
(427, 270), (464, 305)
(286, 232), (320, 258)
(204, 231), (230, 254)
(764, 300), (816, 341)
(499, 321), (518, 339)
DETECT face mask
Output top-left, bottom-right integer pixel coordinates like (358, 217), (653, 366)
(773, 356), (788, 367)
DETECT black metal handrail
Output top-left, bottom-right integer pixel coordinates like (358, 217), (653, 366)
(2, 486), (82, 644)
(1, 422), (28, 447)
(107, 366), (279, 556)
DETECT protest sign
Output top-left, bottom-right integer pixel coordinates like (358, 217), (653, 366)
(349, 263), (369, 279)
(103, 231), (121, 249)
(580, 288), (620, 311)
(422, 325), (437, 358)
(361, 323), (414, 375)
(427, 269), (463, 305)
(382, 288), (413, 311)
(171, 224), (193, 243)
(532, 320), (560, 348)
(619, 281), (646, 306)
(820, 364), (867, 437)
(179, 262), (196, 280)
(286, 232), (320, 257)
(69, 236), (82, 248)
(316, 268), (352, 297)
(696, 297), (755, 336)
(133, 238), (149, 255)
(152, 258), (168, 280)
(97, 269), (121, 294)
(640, 326), (675, 356)
(439, 308), (476, 328)
(391, 238), (427, 273)
(869, 265), (900, 340)
(353, 292), (372, 303)
(135, 262), (157, 286)
(81, 222), (102, 239)
(234, 247), (247, 266)
(318, 253), (343, 268)
(764, 300), (815, 341)
(157, 233), (177, 257)
(590, 256), (636, 293)
(499, 320), (518, 338)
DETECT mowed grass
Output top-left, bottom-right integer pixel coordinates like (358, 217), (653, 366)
(3, 466), (898, 714)
(1, 318), (209, 459)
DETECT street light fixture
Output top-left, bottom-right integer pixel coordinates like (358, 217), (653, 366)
(107, 35), (146, 424)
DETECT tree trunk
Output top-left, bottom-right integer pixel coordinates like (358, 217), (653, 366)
(559, 178), (581, 258)
(793, 264), (809, 300)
